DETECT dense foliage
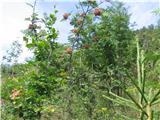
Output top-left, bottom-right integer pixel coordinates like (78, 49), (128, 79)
(1, 0), (160, 120)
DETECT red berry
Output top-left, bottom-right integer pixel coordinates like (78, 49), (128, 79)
(80, 13), (86, 17)
(76, 19), (83, 25)
(83, 44), (90, 49)
(28, 24), (33, 29)
(10, 89), (21, 100)
(71, 28), (78, 33)
(88, 0), (95, 3)
(63, 13), (70, 19)
(65, 48), (72, 54)
(94, 8), (102, 16)
(28, 24), (37, 29)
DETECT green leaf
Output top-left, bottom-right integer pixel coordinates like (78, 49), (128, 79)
(102, 94), (139, 111)
(26, 3), (33, 8)
(50, 14), (55, 19)
(150, 90), (160, 105)
(26, 43), (34, 48)
(102, 12), (108, 17)
(144, 52), (160, 66)
(25, 17), (31, 21)
(123, 89), (148, 117)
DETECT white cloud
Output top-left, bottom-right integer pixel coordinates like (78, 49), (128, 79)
(127, 2), (159, 29)
(120, 0), (160, 3)
(0, 2), (33, 63)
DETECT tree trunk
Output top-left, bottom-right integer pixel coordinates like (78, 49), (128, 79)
(146, 103), (152, 120)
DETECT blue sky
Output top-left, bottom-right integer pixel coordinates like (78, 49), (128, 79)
(0, 0), (159, 63)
